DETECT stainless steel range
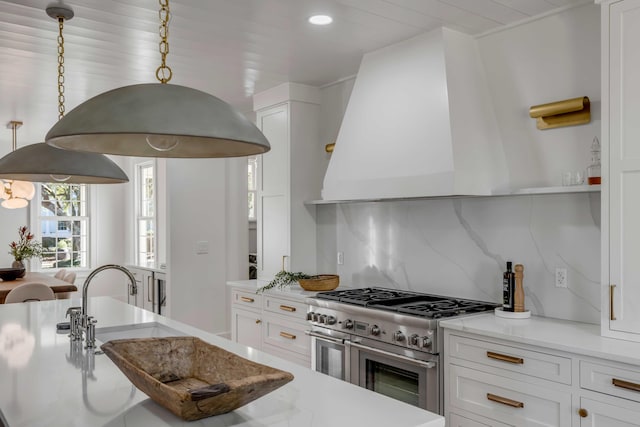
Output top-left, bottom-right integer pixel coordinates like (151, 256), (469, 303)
(305, 288), (498, 415)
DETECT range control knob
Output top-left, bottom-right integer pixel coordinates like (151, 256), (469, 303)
(370, 325), (381, 336)
(343, 319), (354, 330)
(326, 315), (337, 325)
(306, 312), (315, 321)
(409, 334), (419, 346)
(393, 331), (405, 342)
(312, 313), (321, 322)
(421, 336), (433, 348)
(319, 314), (328, 324)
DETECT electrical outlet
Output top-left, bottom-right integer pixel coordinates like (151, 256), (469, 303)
(555, 268), (568, 288)
(337, 251), (344, 265)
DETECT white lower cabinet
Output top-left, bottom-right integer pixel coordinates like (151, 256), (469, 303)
(449, 364), (571, 426)
(579, 396), (640, 426)
(449, 412), (511, 427)
(445, 330), (640, 427)
(230, 286), (311, 368)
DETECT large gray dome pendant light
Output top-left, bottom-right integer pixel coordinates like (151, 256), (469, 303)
(45, 0), (271, 158)
(0, 3), (128, 185)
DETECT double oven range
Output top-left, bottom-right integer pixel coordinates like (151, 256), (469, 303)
(305, 288), (498, 415)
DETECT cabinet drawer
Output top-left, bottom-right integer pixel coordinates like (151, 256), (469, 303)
(580, 361), (640, 403)
(231, 289), (262, 310)
(449, 364), (572, 426)
(449, 334), (571, 384)
(263, 316), (310, 357)
(263, 295), (307, 321)
(449, 412), (511, 427)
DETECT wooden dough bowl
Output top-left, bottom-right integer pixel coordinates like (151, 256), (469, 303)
(101, 336), (294, 421)
(298, 274), (339, 291)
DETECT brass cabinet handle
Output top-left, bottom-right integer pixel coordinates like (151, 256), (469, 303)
(610, 284), (617, 321)
(487, 393), (524, 408)
(578, 408), (588, 418)
(487, 351), (524, 365)
(240, 296), (255, 303)
(279, 331), (296, 340)
(612, 378), (640, 392)
(255, 319), (262, 324)
(279, 305), (296, 312)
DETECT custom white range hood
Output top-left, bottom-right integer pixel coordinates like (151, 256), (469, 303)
(322, 28), (509, 201)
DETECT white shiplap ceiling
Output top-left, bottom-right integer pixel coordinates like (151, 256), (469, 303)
(0, 0), (589, 149)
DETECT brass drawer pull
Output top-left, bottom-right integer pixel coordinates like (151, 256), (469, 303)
(487, 393), (524, 408)
(279, 305), (296, 312)
(578, 408), (588, 418)
(279, 331), (296, 340)
(610, 284), (617, 321)
(255, 319), (262, 324)
(240, 296), (255, 303)
(487, 351), (524, 365)
(612, 378), (640, 392)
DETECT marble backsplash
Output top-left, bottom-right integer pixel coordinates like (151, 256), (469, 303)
(316, 192), (601, 324)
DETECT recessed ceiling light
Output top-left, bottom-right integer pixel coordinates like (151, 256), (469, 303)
(308, 15), (333, 25)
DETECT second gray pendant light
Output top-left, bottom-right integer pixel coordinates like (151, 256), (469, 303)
(0, 3), (128, 186)
(45, 0), (270, 158)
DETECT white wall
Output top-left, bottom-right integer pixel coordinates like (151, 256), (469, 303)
(315, 4), (602, 324)
(478, 3), (600, 189)
(167, 157), (247, 334)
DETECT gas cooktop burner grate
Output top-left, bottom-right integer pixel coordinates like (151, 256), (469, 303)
(315, 287), (499, 318)
(315, 287), (423, 306)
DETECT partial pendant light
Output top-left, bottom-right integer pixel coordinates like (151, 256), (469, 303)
(45, 0), (270, 158)
(0, 122), (36, 209)
(0, 3), (128, 185)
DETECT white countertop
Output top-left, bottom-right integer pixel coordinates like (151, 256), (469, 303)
(440, 312), (640, 366)
(0, 297), (444, 427)
(227, 279), (319, 301)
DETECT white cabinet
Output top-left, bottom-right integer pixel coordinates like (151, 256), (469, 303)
(230, 286), (311, 367)
(445, 333), (572, 426)
(601, 0), (640, 340)
(253, 83), (322, 280)
(444, 329), (640, 427)
(231, 289), (263, 349)
(579, 396), (640, 426)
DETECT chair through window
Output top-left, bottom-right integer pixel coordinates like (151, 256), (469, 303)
(5, 283), (55, 303)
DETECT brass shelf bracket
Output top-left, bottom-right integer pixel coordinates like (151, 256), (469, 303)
(529, 96), (591, 130)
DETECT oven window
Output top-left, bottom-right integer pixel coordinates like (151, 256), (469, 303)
(366, 360), (420, 407)
(317, 341), (346, 380)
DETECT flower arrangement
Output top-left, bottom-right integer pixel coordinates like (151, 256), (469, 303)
(9, 226), (43, 262)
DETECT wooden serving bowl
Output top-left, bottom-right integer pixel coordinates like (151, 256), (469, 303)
(101, 336), (294, 421)
(298, 274), (339, 291)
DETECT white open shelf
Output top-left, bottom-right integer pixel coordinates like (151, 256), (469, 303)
(305, 185), (600, 205)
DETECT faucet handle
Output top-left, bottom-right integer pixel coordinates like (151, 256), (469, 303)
(85, 316), (98, 349)
(66, 306), (81, 318)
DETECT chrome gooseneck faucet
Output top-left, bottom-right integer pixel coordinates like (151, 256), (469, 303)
(72, 264), (137, 349)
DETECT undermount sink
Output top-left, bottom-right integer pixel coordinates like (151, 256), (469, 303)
(95, 322), (185, 343)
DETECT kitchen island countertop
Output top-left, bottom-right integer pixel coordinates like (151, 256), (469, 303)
(0, 296), (444, 427)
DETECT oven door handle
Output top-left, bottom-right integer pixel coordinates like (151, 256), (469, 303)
(347, 341), (436, 369)
(305, 330), (345, 345)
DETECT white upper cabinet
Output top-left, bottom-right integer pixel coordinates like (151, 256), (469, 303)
(602, 0), (640, 340)
(254, 83), (322, 279)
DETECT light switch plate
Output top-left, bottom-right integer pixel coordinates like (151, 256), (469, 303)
(196, 240), (209, 254)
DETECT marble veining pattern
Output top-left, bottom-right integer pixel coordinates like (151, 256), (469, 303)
(317, 193), (601, 324)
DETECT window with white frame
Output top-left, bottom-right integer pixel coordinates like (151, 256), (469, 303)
(135, 161), (156, 266)
(248, 155), (258, 221)
(37, 183), (89, 270)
